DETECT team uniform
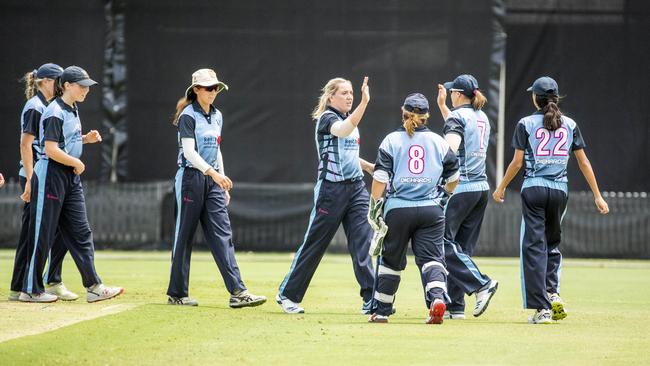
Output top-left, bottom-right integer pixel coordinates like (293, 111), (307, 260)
(167, 101), (249, 301)
(278, 106), (375, 307)
(10, 91), (68, 295)
(22, 98), (103, 295)
(512, 111), (585, 310)
(372, 126), (459, 318)
(442, 104), (494, 314)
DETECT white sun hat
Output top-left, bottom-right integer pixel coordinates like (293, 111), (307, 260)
(185, 68), (229, 97)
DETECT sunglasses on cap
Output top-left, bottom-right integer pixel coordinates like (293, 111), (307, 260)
(199, 84), (222, 92)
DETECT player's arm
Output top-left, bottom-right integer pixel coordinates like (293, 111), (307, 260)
(82, 130), (102, 144)
(492, 149), (524, 203)
(181, 138), (232, 191)
(441, 147), (460, 193)
(436, 84), (451, 121)
(359, 158), (374, 175)
(330, 77), (370, 137)
(574, 149), (609, 214)
(216, 149), (231, 206)
(19, 133), (35, 202)
(0, 173), (4, 188)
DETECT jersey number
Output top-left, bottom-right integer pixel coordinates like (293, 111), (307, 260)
(408, 145), (425, 174)
(535, 127), (568, 156)
(477, 120), (487, 150)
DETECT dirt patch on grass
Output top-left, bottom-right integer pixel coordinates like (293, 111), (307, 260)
(0, 301), (137, 343)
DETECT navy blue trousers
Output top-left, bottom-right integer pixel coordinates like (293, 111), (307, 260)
(10, 177), (67, 292)
(444, 190), (491, 312)
(279, 179), (374, 303)
(374, 205), (447, 316)
(23, 160), (101, 294)
(520, 186), (567, 309)
(167, 168), (246, 298)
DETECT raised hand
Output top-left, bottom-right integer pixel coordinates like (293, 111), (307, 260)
(361, 76), (370, 104)
(437, 84), (447, 106)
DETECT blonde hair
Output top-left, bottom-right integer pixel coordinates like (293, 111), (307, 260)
(402, 108), (429, 137)
(311, 77), (351, 120)
(21, 70), (41, 100)
(471, 89), (487, 110)
(172, 90), (197, 126)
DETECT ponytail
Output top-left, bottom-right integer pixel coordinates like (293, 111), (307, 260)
(471, 89), (487, 110)
(172, 90), (196, 126)
(22, 70), (37, 100)
(402, 109), (429, 137)
(535, 94), (562, 130)
(53, 77), (64, 98)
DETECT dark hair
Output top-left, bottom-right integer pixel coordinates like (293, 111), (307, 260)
(535, 94), (562, 130)
(172, 89), (197, 126)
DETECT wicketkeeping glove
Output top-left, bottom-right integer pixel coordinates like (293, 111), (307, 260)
(368, 198), (388, 256)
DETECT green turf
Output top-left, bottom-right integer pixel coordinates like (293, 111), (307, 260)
(1, 250), (649, 365)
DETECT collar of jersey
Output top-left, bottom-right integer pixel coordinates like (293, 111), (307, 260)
(326, 106), (349, 119)
(451, 103), (472, 111)
(35, 90), (49, 106)
(191, 101), (216, 117)
(532, 110), (544, 115)
(55, 97), (78, 113)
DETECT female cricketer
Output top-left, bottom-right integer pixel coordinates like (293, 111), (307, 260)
(368, 93), (459, 324)
(277, 77), (375, 314)
(493, 76), (609, 324)
(435, 74), (498, 319)
(21, 66), (124, 303)
(9, 63), (76, 302)
(167, 68), (266, 308)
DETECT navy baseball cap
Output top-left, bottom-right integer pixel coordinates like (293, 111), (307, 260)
(443, 74), (479, 97)
(403, 93), (429, 114)
(527, 76), (558, 96)
(35, 63), (63, 79)
(61, 66), (97, 87)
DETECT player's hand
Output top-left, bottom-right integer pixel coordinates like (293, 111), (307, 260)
(209, 170), (233, 191)
(225, 190), (231, 206)
(436, 84), (447, 107)
(492, 188), (505, 203)
(595, 196), (609, 214)
(84, 130), (102, 144)
(21, 179), (31, 202)
(73, 160), (86, 175)
(0, 173), (5, 188)
(360, 76), (370, 104)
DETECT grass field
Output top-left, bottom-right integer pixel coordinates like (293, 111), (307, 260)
(0, 250), (649, 365)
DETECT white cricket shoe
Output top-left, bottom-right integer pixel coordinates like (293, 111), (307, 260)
(86, 284), (124, 303)
(19, 292), (58, 303)
(276, 294), (304, 314)
(8, 291), (20, 301)
(473, 279), (499, 317)
(168, 296), (199, 306)
(528, 309), (553, 324)
(443, 310), (466, 320)
(45, 282), (79, 301)
(549, 293), (567, 320)
(230, 290), (267, 308)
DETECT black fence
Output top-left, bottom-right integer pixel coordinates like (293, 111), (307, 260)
(1, 181), (647, 259)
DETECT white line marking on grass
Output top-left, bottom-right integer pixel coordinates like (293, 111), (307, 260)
(0, 302), (138, 343)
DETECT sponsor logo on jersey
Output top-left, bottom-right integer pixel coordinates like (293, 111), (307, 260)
(399, 177), (433, 184)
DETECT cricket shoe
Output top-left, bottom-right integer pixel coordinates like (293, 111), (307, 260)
(230, 290), (266, 308)
(368, 313), (389, 323)
(473, 279), (498, 317)
(549, 293), (567, 320)
(87, 284), (124, 303)
(45, 282), (79, 301)
(19, 292), (58, 303)
(528, 309), (552, 324)
(8, 291), (20, 301)
(168, 296), (199, 306)
(276, 294), (304, 314)
(361, 300), (397, 315)
(443, 310), (466, 320)
(426, 299), (446, 324)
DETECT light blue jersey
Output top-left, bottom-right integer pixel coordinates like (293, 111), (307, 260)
(375, 126), (459, 215)
(19, 91), (49, 177)
(40, 98), (83, 160)
(443, 104), (490, 193)
(315, 107), (363, 182)
(512, 112), (586, 193)
(177, 102), (223, 170)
